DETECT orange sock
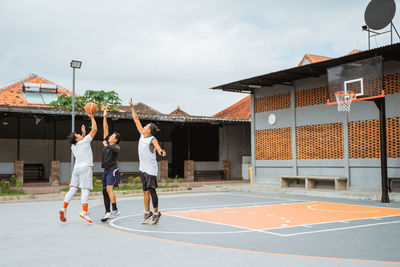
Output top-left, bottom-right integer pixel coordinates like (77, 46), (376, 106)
(63, 202), (69, 209)
(82, 203), (88, 212)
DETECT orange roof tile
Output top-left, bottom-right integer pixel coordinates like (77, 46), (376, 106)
(0, 74), (73, 107)
(347, 49), (362, 55)
(170, 107), (190, 117)
(213, 95), (250, 120)
(119, 103), (163, 115)
(298, 54), (332, 66)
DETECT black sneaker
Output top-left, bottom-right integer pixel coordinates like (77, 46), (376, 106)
(141, 211), (153, 224)
(152, 212), (162, 225)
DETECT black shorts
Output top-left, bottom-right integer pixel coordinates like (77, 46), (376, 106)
(140, 172), (158, 191)
(102, 168), (120, 188)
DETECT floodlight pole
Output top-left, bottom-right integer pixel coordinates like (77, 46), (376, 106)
(71, 66), (76, 176)
(70, 60), (82, 176)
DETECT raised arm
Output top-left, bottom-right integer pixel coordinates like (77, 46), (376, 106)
(129, 98), (144, 134)
(103, 107), (109, 140)
(87, 112), (97, 139)
(151, 138), (166, 157)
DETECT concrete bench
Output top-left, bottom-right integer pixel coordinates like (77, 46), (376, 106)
(388, 177), (400, 192)
(194, 170), (226, 180)
(279, 175), (347, 191)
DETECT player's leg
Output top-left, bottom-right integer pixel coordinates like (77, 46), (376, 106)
(141, 172), (153, 223)
(78, 167), (93, 223)
(59, 169), (80, 222)
(149, 175), (161, 225)
(107, 168), (120, 218)
(101, 170), (111, 222)
(79, 188), (92, 223)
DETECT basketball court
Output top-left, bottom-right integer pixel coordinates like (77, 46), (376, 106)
(1, 192), (400, 266)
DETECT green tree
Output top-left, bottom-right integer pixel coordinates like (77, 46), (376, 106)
(49, 90), (122, 111)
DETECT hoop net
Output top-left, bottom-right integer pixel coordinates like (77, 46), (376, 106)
(335, 91), (355, 112)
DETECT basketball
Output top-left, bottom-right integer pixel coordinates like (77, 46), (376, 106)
(85, 102), (98, 114)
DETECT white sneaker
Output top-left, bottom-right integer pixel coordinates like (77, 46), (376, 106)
(79, 211), (93, 223)
(59, 208), (66, 222)
(110, 210), (120, 219)
(101, 212), (112, 222)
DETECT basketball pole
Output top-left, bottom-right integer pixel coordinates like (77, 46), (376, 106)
(374, 97), (390, 203)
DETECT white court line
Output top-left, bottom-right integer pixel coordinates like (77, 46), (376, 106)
(226, 192), (301, 202)
(110, 213), (285, 236)
(258, 214), (400, 232)
(110, 214), (255, 234)
(162, 200), (304, 213)
(308, 200), (400, 211)
(307, 204), (380, 213)
(164, 213), (285, 236)
(270, 220), (400, 237)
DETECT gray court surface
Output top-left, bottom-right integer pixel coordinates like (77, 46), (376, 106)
(1, 191), (400, 267)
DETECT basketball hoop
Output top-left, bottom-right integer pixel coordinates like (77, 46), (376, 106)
(335, 91), (356, 112)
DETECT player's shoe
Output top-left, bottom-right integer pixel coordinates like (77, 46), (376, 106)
(110, 210), (120, 219)
(59, 208), (66, 222)
(151, 212), (162, 225)
(79, 211), (93, 223)
(141, 211), (153, 224)
(101, 212), (112, 222)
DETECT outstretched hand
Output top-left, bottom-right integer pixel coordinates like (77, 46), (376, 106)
(129, 98), (134, 108)
(86, 112), (94, 119)
(103, 106), (108, 117)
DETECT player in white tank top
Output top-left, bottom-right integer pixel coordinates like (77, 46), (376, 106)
(130, 98), (166, 225)
(138, 134), (158, 176)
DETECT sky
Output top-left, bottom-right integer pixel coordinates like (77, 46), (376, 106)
(1, 0), (399, 116)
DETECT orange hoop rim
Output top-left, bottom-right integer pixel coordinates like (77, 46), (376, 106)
(327, 90), (385, 106)
(335, 91), (356, 98)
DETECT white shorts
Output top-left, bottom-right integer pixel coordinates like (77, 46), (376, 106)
(70, 166), (93, 190)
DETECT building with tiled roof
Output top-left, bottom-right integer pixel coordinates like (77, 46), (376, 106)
(119, 103), (163, 115)
(0, 74), (73, 107)
(298, 50), (362, 66)
(169, 107), (190, 117)
(0, 73), (250, 186)
(298, 54), (332, 66)
(213, 95), (250, 120)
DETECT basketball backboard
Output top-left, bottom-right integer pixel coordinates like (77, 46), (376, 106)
(327, 56), (384, 106)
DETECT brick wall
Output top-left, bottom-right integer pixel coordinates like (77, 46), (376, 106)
(296, 86), (327, 107)
(254, 72), (400, 162)
(255, 92), (290, 113)
(255, 128), (292, 160)
(184, 160), (194, 181)
(349, 117), (400, 158)
(49, 160), (60, 186)
(296, 123), (344, 159)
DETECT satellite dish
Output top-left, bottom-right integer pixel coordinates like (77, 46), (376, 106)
(364, 0), (396, 30)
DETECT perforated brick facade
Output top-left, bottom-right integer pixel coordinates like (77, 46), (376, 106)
(255, 128), (292, 160)
(296, 123), (344, 159)
(295, 86), (327, 107)
(385, 73), (400, 95)
(255, 92), (290, 113)
(349, 117), (400, 158)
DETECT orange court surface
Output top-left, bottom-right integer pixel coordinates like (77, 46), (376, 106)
(166, 201), (400, 231)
